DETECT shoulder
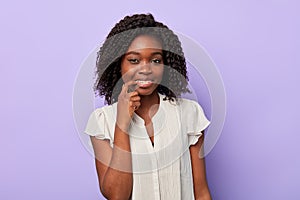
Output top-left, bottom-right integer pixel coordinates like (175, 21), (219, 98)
(92, 103), (117, 118)
(176, 98), (205, 114)
(85, 103), (117, 132)
(160, 96), (207, 121)
(175, 98), (210, 128)
(85, 103), (117, 144)
(159, 94), (205, 113)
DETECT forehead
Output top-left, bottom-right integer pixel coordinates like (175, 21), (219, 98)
(126, 35), (163, 52)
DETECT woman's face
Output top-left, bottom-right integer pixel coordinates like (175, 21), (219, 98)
(121, 35), (164, 96)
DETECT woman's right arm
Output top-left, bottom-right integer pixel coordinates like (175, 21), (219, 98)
(91, 82), (140, 200)
(91, 126), (132, 200)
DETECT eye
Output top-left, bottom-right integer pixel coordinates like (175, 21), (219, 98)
(151, 58), (162, 64)
(128, 58), (139, 64)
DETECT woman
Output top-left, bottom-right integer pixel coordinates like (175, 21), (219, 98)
(85, 13), (211, 200)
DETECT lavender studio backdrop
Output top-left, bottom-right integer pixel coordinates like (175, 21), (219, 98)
(1, 0), (299, 199)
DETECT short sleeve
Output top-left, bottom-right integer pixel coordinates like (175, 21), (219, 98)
(84, 108), (114, 147)
(182, 100), (211, 146)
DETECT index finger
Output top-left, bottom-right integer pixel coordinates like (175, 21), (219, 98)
(122, 80), (138, 93)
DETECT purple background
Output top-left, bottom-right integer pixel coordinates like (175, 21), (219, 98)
(1, 0), (299, 199)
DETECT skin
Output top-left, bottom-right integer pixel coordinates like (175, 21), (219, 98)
(91, 35), (211, 200)
(120, 35), (164, 143)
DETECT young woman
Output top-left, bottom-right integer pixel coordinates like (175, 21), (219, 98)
(85, 13), (211, 200)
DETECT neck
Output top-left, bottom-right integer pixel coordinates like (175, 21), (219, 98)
(140, 91), (159, 107)
(135, 91), (160, 120)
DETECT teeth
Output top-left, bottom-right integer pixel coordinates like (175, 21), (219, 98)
(136, 80), (152, 84)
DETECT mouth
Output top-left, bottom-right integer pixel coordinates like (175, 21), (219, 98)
(135, 80), (154, 88)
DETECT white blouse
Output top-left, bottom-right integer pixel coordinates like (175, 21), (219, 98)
(85, 93), (210, 200)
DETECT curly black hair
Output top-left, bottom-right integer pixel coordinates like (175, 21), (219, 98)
(94, 13), (190, 104)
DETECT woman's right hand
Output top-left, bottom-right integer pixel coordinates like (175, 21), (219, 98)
(116, 81), (141, 132)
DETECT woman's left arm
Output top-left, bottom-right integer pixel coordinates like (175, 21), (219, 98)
(189, 131), (212, 200)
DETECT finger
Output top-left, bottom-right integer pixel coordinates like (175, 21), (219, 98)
(127, 84), (138, 93)
(131, 102), (141, 111)
(124, 80), (137, 89)
(121, 80), (138, 94)
(134, 101), (141, 108)
(130, 95), (141, 102)
(129, 90), (139, 98)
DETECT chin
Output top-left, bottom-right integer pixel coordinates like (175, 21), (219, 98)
(136, 86), (158, 96)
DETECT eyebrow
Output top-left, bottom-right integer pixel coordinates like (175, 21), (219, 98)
(125, 51), (163, 56)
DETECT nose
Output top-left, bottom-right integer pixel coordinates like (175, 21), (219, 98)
(137, 62), (152, 75)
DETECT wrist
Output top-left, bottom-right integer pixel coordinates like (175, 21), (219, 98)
(116, 118), (131, 133)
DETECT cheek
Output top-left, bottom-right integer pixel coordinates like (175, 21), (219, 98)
(120, 61), (129, 82)
(121, 65), (136, 82)
(156, 67), (164, 80)
(157, 67), (167, 84)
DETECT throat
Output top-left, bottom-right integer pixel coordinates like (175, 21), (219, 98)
(135, 92), (160, 147)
